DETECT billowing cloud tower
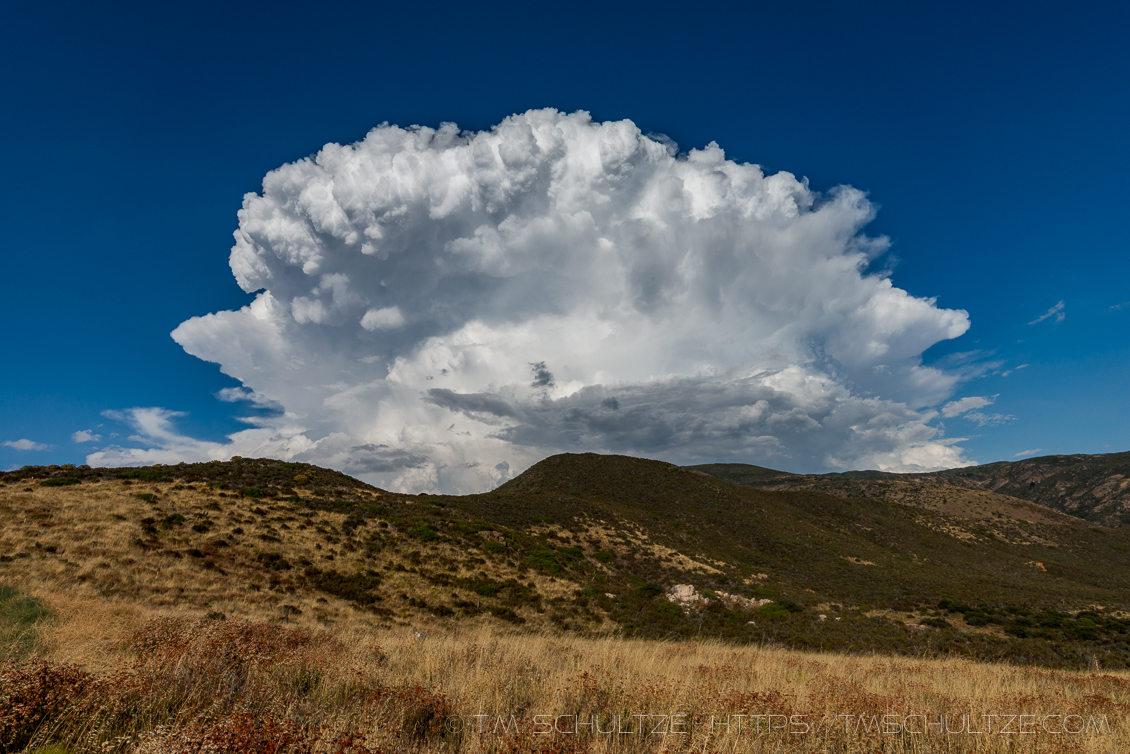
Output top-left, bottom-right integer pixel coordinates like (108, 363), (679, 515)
(95, 110), (974, 492)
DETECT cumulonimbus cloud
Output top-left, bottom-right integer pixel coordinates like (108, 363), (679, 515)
(91, 110), (978, 492)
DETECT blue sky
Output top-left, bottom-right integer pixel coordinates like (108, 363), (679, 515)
(2, 0), (1127, 489)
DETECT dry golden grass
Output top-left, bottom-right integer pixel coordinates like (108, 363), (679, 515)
(0, 479), (585, 634)
(5, 598), (1128, 753)
(4, 475), (1129, 752)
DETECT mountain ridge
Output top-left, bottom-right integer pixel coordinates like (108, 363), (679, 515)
(689, 449), (1130, 529)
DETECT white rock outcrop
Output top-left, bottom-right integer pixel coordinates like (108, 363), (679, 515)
(665, 584), (773, 611)
(666, 584), (710, 607)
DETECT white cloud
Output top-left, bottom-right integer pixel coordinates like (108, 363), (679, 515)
(71, 429), (101, 443)
(86, 406), (428, 478)
(360, 306), (406, 331)
(964, 412), (1016, 427)
(1029, 300), (1065, 325)
(215, 387), (282, 410)
(3, 438), (51, 451)
(940, 395), (996, 418)
(124, 109), (983, 493)
(1013, 448), (1043, 458)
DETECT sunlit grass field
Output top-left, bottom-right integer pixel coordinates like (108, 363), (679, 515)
(2, 587), (1127, 753)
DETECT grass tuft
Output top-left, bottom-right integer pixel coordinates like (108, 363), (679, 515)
(0, 585), (50, 660)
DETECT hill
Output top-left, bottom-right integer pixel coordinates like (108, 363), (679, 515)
(3, 453), (1130, 671)
(690, 450), (1130, 529)
(933, 451), (1130, 528)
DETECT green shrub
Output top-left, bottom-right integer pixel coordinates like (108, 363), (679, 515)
(39, 478), (80, 487)
(526, 549), (561, 573)
(305, 567), (383, 606)
(482, 541), (505, 554)
(240, 487), (263, 498)
(756, 602), (791, 619)
(411, 526), (437, 542)
(592, 551), (614, 563)
(116, 468), (169, 482)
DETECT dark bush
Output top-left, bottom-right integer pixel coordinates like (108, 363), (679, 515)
(411, 525), (437, 542)
(39, 478), (80, 487)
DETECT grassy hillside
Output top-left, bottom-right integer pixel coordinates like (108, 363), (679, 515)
(4, 455), (1130, 753)
(4, 454), (1130, 671)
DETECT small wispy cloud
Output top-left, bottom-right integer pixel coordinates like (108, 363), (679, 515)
(1111, 302), (1130, 312)
(214, 387), (282, 410)
(965, 412), (1016, 427)
(1028, 300), (1065, 325)
(1013, 448), (1043, 458)
(940, 395), (996, 418)
(3, 438), (52, 451)
(1000, 364), (1029, 377)
(71, 429), (101, 443)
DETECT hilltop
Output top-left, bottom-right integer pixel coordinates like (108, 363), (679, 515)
(3, 453), (1130, 670)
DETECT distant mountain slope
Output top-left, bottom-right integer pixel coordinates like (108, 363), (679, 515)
(690, 450), (1130, 529)
(933, 452), (1130, 528)
(4, 453), (1130, 669)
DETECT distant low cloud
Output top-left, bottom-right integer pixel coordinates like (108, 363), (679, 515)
(87, 406), (427, 480)
(3, 439), (51, 451)
(1110, 302), (1129, 312)
(71, 429), (101, 443)
(1013, 448), (1043, 458)
(98, 109), (987, 492)
(1028, 300), (1065, 325)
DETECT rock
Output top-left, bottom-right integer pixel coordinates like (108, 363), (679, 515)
(715, 590), (773, 610)
(665, 584), (709, 607)
(666, 585), (773, 611)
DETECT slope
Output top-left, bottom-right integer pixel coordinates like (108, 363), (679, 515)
(3, 454), (1130, 669)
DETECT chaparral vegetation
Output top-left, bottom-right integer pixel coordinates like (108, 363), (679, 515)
(3, 452), (1130, 752)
